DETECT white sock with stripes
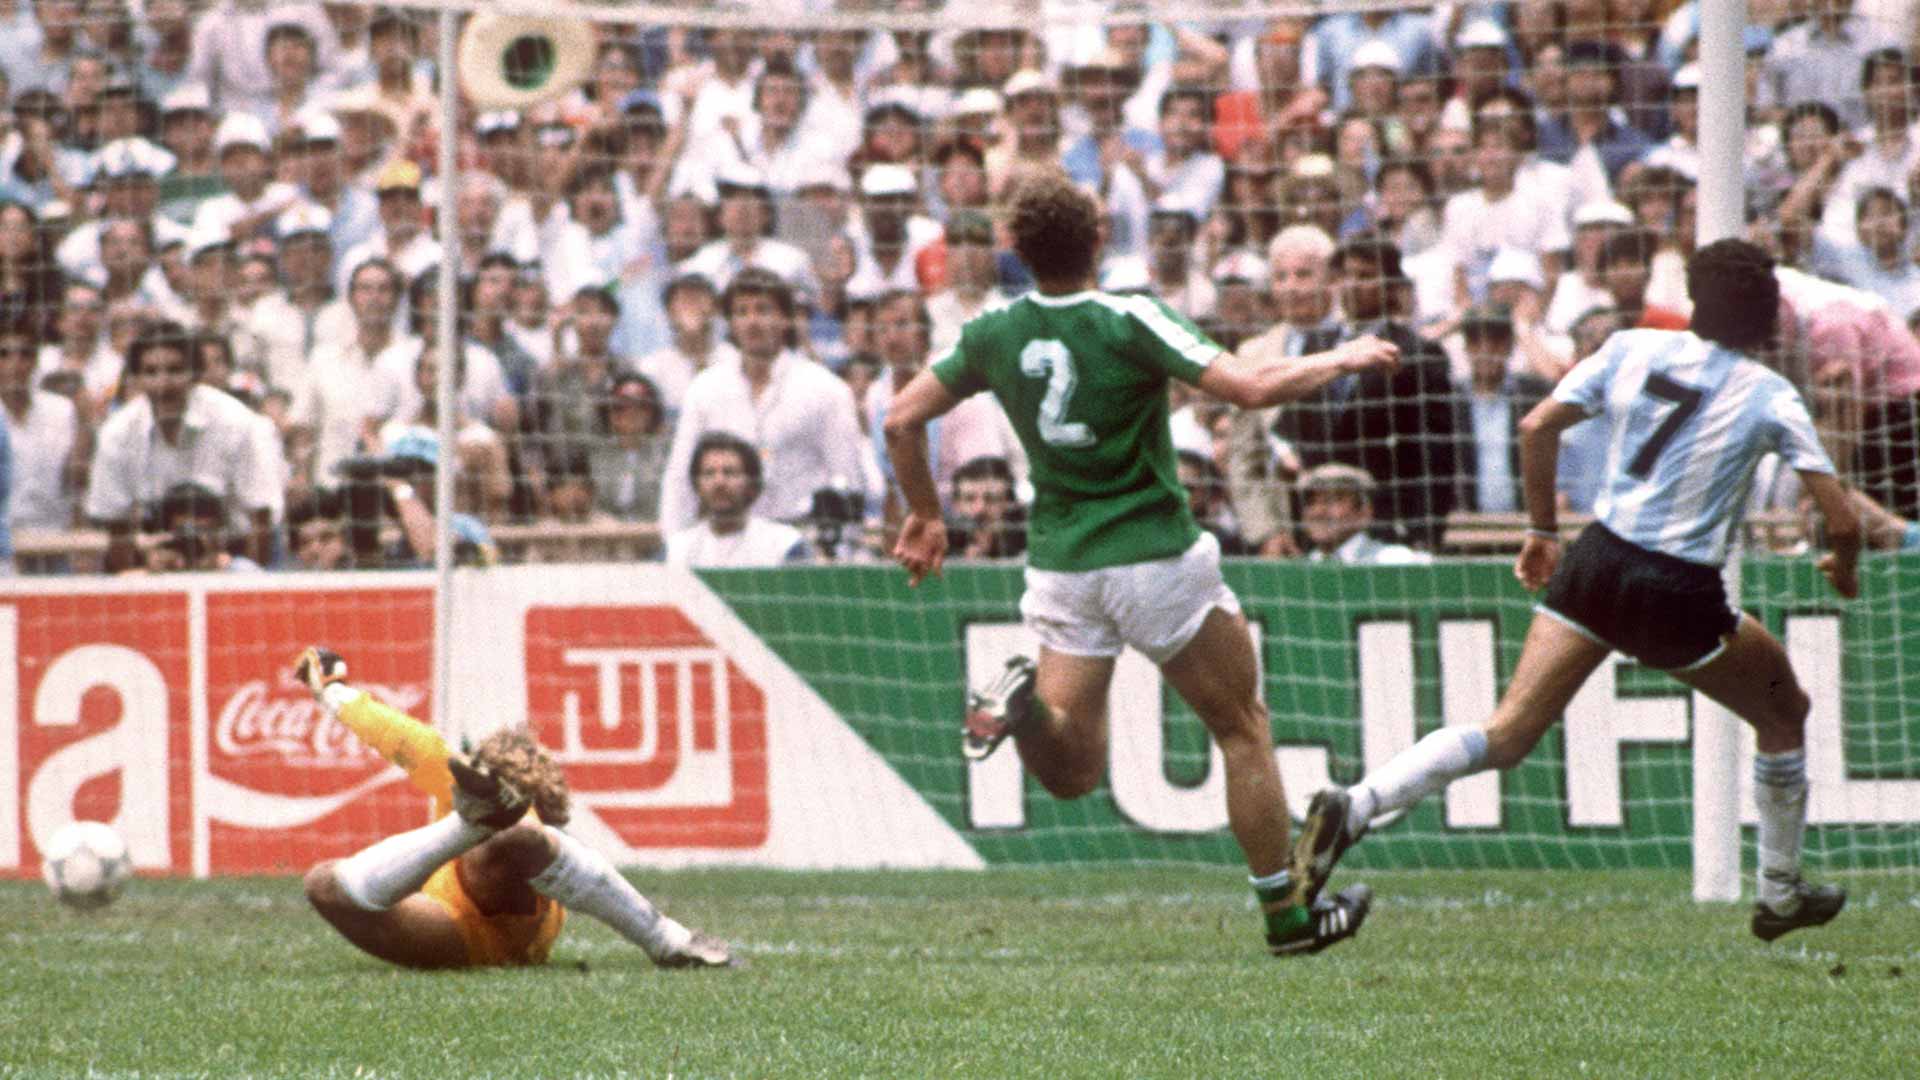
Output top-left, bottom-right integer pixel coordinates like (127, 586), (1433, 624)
(332, 813), (492, 911)
(1348, 727), (1491, 836)
(530, 827), (692, 959)
(1753, 749), (1809, 910)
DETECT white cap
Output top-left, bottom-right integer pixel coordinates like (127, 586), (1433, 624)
(1350, 40), (1403, 75)
(794, 159), (851, 194)
(1455, 20), (1510, 50)
(294, 109), (342, 144)
(952, 86), (1003, 117)
(276, 201), (334, 239)
(91, 137), (176, 182)
(1572, 200), (1635, 229)
(1671, 63), (1701, 91)
(1487, 247), (1544, 292)
(186, 223), (234, 261)
(475, 110), (522, 136)
(860, 163), (918, 198)
(215, 112), (272, 155)
(1002, 69), (1058, 100)
(160, 83), (212, 115)
(714, 160), (771, 194)
(1211, 248), (1269, 287)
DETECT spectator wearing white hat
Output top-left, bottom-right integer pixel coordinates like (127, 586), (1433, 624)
(844, 162), (941, 298)
(987, 70), (1064, 193)
(679, 163), (818, 302)
(283, 109), (378, 261)
(1546, 200), (1634, 338)
(155, 84), (222, 216)
(179, 225), (265, 364)
(190, 111), (301, 244)
(1441, 110), (1570, 311)
(240, 202), (343, 400)
(1638, 64), (1703, 183)
(185, 1), (338, 123)
(55, 138), (189, 285)
(1307, 7), (1444, 115)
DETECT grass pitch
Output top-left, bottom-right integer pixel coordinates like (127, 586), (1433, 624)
(2, 867), (1914, 1079)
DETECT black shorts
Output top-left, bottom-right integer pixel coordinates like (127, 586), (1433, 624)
(1539, 523), (1741, 671)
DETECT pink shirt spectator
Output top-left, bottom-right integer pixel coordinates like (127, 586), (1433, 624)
(1777, 268), (1920, 404)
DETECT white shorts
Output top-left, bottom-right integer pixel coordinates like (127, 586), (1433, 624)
(1019, 531), (1242, 665)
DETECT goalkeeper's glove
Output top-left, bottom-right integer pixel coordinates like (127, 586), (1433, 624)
(292, 646), (348, 698)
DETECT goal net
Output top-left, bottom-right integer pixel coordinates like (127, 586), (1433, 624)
(4, 0), (1916, 897)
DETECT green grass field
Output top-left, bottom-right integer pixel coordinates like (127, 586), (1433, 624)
(2, 868), (1915, 1079)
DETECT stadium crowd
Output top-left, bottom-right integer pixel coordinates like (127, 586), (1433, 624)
(0, 0), (1915, 573)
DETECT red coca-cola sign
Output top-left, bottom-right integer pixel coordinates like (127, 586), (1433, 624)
(525, 605), (770, 849)
(200, 589), (436, 873)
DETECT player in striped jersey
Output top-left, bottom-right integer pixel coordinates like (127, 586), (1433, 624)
(1293, 239), (1864, 943)
(883, 169), (1400, 955)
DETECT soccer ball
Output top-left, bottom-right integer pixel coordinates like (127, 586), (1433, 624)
(41, 821), (132, 910)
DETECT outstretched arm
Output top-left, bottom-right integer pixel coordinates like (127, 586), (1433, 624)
(294, 648), (454, 811)
(1193, 334), (1401, 410)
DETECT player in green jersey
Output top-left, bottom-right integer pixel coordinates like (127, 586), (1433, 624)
(882, 169), (1400, 955)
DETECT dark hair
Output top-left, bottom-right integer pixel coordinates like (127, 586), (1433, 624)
(1861, 47), (1910, 90)
(1856, 185), (1908, 232)
(286, 486), (345, 531)
(1375, 156), (1436, 197)
(1470, 85), (1539, 150)
(661, 271), (716, 308)
(688, 431), (763, 496)
(721, 267), (796, 322)
(752, 54), (807, 113)
(1331, 231), (1407, 283)
(1158, 84), (1212, 120)
(872, 288), (931, 340)
(565, 160), (619, 203)
(125, 320), (197, 377)
(1687, 238), (1778, 351)
(1779, 100), (1842, 143)
(571, 285), (620, 317)
(264, 21), (317, 54)
(931, 136), (986, 170)
(347, 256), (402, 296)
(1598, 226), (1660, 270)
(952, 454), (1015, 494)
(155, 480), (225, 533)
(599, 371), (664, 434)
(1008, 169), (1100, 284)
(190, 331), (234, 373)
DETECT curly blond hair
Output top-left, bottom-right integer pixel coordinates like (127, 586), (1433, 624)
(472, 727), (571, 826)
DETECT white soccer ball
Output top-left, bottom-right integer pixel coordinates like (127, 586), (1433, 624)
(41, 821), (132, 910)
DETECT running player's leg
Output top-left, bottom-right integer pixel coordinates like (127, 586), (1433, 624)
(1016, 648), (1116, 799)
(1669, 614), (1843, 939)
(1296, 614), (1609, 901)
(1158, 607), (1288, 876)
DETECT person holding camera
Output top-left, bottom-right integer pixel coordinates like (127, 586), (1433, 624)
(138, 481), (261, 573)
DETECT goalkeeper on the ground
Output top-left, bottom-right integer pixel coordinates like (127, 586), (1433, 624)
(294, 647), (735, 970)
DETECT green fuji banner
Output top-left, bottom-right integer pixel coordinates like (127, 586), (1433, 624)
(704, 556), (1920, 871)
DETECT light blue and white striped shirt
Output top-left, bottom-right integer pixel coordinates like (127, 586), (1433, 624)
(1552, 329), (1834, 566)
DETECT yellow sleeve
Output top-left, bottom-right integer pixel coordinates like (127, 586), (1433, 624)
(333, 688), (454, 816)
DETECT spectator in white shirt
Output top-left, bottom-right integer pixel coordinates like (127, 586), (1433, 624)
(638, 271), (737, 419)
(844, 162), (941, 298)
(191, 111), (300, 245)
(679, 163), (818, 301)
(336, 157), (442, 297)
(664, 431), (810, 568)
(34, 278), (119, 424)
(291, 256), (405, 486)
(1144, 85), (1226, 220)
(0, 315), (83, 568)
(1441, 113), (1570, 308)
(86, 321), (283, 571)
(657, 268), (880, 533)
(926, 211), (1009, 353)
(185, 1), (337, 122)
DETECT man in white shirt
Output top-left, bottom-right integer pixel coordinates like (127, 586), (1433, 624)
(291, 257), (406, 486)
(664, 432), (810, 569)
(1296, 463), (1431, 565)
(638, 272), (737, 419)
(843, 163), (941, 298)
(1442, 115), (1570, 307)
(678, 163), (818, 301)
(335, 157), (442, 296)
(0, 317), (82, 561)
(190, 111), (301, 246)
(926, 211), (1010, 353)
(656, 268), (881, 533)
(1143, 85), (1226, 220)
(86, 322), (284, 571)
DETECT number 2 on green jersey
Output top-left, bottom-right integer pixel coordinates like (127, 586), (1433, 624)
(1019, 339), (1093, 448)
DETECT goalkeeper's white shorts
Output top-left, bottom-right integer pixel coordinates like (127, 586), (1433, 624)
(1018, 531), (1241, 666)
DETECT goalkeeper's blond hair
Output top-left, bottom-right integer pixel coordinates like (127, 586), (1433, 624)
(472, 727), (571, 827)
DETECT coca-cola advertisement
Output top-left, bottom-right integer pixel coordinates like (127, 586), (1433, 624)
(201, 589), (436, 874)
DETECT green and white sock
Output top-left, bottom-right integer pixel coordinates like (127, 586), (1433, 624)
(1250, 867), (1306, 938)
